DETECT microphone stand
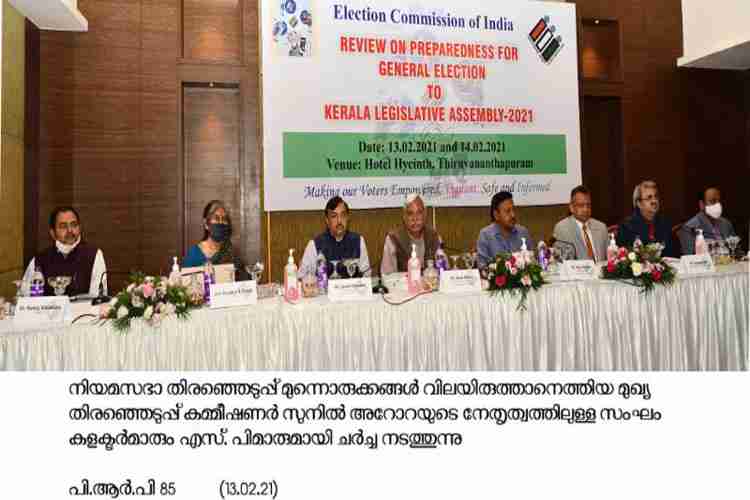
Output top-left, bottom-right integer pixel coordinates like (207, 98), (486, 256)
(90, 270), (131, 305)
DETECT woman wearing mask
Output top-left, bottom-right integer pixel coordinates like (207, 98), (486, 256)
(183, 200), (247, 278)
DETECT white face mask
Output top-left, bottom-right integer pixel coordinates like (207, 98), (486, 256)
(56, 236), (81, 256)
(705, 202), (722, 219)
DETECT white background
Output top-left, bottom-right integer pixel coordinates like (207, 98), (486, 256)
(1, 372), (748, 499)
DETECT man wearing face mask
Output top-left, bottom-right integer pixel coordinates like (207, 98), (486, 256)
(22, 206), (107, 297)
(300, 196), (371, 278)
(616, 180), (679, 257)
(678, 187), (736, 254)
(381, 194), (444, 274)
(183, 200), (247, 279)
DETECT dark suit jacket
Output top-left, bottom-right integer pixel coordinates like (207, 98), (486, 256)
(616, 209), (679, 258)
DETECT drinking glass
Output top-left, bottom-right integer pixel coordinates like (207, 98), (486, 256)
(48, 276), (72, 296)
(245, 262), (265, 282)
(329, 260), (341, 280)
(344, 259), (359, 278)
(450, 255), (461, 269)
(726, 236), (741, 261)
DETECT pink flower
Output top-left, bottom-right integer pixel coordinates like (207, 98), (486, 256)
(521, 275), (532, 287)
(652, 270), (662, 281)
(510, 266), (518, 276)
(509, 255), (517, 266)
(142, 283), (155, 298)
(607, 261), (616, 273)
(99, 304), (111, 318)
(495, 275), (507, 287)
(618, 247), (627, 258)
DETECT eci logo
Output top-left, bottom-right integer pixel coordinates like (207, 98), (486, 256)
(529, 16), (563, 64)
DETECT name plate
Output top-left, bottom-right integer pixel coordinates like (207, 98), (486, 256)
(439, 269), (482, 294)
(680, 254), (715, 275)
(562, 260), (598, 280)
(209, 281), (258, 309)
(327, 278), (373, 302)
(14, 297), (70, 325)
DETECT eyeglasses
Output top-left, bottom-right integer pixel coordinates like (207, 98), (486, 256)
(56, 221), (80, 231)
(640, 195), (659, 202)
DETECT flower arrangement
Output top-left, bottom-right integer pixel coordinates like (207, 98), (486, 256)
(101, 273), (203, 332)
(600, 243), (676, 293)
(486, 251), (546, 310)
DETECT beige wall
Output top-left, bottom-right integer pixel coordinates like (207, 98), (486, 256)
(0, 0), (24, 299)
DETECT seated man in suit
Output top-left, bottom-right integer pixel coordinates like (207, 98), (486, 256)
(477, 191), (534, 269)
(678, 187), (736, 254)
(300, 196), (371, 278)
(616, 180), (679, 257)
(381, 194), (444, 275)
(553, 185), (608, 261)
(23, 206), (107, 297)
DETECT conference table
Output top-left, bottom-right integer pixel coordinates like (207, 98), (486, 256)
(1, 263), (747, 371)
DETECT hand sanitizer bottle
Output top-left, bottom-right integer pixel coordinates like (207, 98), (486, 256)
(607, 233), (618, 262)
(284, 249), (300, 301)
(169, 257), (181, 286)
(407, 243), (422, 294)
(695, 228), (707, 255)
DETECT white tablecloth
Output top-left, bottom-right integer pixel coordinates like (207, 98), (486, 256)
(1, 264), (747, 370)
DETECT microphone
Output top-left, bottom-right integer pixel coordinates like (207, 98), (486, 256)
(90, 270), (130, 305)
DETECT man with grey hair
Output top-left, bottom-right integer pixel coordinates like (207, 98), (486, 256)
(616, 180), (679, 257)
(381, 193), (444, 275)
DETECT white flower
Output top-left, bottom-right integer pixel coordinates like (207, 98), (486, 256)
(521, 275), (532, 287)
(510, 266), (518, 276)
(108, 297), (118, 306)
(489, 263), (497, 271)
(631, 262), (643, 277)
(143, 305), (154, 320)
(126, 283), (135, 293)
(131, 294), (144, 308)
(117, 305), (129, 319)
(628, 252), (637, 262)
(164, 303), (176, 316)
(150, 313), (161, 327)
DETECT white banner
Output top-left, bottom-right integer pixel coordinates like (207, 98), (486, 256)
(262, 0), (581, 210)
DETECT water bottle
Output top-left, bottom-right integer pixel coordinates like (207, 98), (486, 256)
(435, 242), (449, 274)
(316, 253), (328, 294)
(203, 261), (215, 304)
(30, 266), (45, 297)
(537, 241), (548, 271)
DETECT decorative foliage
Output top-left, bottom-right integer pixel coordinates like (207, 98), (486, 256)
(486, 251), (546, 310)
(600, 243), (676, 293)
(101, 273), (202, 332)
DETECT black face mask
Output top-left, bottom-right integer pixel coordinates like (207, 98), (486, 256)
(210, 223), (231, 243)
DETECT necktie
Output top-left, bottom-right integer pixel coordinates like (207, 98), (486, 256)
(582, 224), (595, 261)
(647, 222), (656, 241)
